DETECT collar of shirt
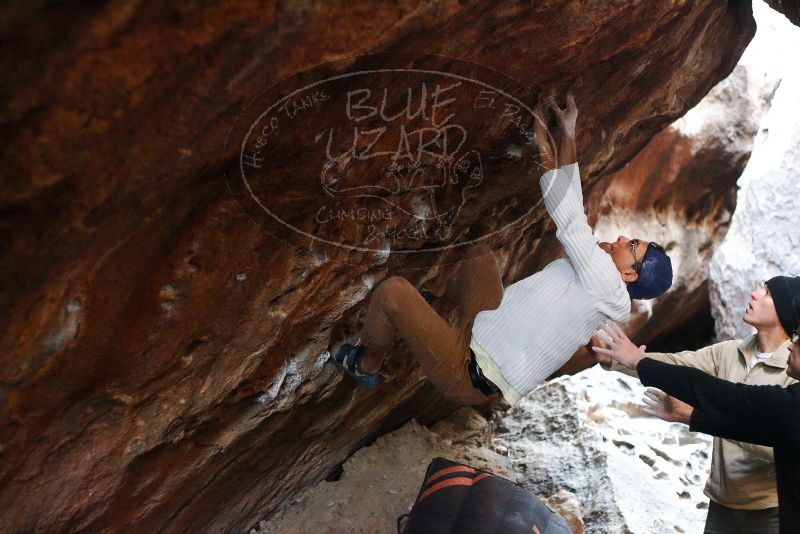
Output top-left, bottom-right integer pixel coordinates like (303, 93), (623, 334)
(738, 334), (791, 369)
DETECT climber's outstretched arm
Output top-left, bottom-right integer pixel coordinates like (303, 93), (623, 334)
(532, 93), (577, 170)
(534, 95), (620, 291)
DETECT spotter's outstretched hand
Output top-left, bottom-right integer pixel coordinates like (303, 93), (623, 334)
(587, 334), (612, 366)
(642, 388), (693, 425)
(592, 320), (646, 370)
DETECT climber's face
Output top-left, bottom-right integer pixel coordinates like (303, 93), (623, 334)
(598, 235), (649, 283)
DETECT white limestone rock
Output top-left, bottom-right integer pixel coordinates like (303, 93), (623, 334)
(493, 366), (712, 534)
(709, 2), (800, 339)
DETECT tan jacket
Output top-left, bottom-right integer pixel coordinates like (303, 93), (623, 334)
(605, 334), (796, 509)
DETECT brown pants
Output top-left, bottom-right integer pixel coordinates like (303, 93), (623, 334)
(359, 245), (504, 405)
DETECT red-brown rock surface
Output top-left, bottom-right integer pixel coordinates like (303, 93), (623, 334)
(0, 2), (755, 532)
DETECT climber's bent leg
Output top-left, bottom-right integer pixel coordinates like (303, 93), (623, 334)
(358, 245), (504, 404)
(358, 276), (487, 405)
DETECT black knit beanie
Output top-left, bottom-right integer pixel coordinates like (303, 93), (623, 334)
(765, 276), (800, 336)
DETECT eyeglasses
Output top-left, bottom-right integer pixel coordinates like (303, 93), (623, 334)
(629, 239), (665, 273)
(629, 238), (642, 273)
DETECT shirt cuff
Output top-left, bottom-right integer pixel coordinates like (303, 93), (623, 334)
(539, 162), (579, 184)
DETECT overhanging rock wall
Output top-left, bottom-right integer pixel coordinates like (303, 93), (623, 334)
(0, 1), (755, 532)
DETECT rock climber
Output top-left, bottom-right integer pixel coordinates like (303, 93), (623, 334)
(330, 93), (673, 407)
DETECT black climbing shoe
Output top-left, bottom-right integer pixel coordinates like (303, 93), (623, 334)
(329, 343), (381, 389)
(419, 289), (439, 305)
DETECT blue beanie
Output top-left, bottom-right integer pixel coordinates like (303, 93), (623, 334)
(627, 243), (673, 300)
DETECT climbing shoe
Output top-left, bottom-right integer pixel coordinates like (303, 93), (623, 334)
(419, 289), (439, 305)
(329, 343), (381, 389)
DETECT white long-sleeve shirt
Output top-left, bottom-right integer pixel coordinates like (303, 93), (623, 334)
(471, 163), (631, 400)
